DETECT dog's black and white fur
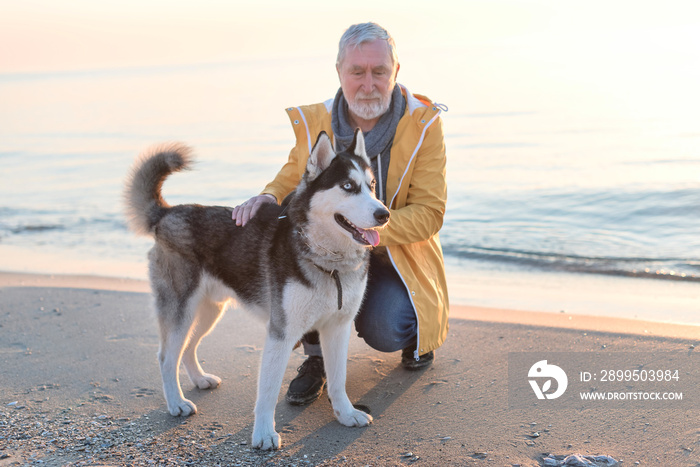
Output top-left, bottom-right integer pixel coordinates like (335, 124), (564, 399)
(124, 130), (389, 450)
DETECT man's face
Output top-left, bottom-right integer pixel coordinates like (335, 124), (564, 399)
(337, 39), (399, 123)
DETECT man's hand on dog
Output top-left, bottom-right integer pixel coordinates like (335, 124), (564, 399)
(232, 194), (276, 226)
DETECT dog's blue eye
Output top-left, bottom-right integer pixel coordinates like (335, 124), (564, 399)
(342, 182), (359, 193)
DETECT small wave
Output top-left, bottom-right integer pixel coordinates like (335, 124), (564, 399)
(463, 111), (538, 118)
(443, 245), (700, 282)
(10, 224), (65, 234)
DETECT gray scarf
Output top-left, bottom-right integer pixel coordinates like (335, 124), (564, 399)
(331, 84), (405, 203)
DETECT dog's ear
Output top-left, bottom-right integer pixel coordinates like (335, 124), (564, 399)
(307, 131), (336, 180)
(348, 128), (370, 165)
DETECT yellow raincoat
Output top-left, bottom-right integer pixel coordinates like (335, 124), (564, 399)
(262, 84), (449, 357)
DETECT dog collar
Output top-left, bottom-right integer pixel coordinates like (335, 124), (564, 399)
(296, 228), (345, 262)
(314, 265), (342, 310)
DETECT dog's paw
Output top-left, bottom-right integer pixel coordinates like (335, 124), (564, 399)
(251, 428), (281, 450)
(167, 399), (197, 417)
(336, 407), (373, 427)
(193, 373), (222, 390)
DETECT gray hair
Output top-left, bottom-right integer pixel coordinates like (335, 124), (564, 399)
(336, 22), (398, 68)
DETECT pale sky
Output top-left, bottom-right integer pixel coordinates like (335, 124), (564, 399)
(2, 0), (699, 125)
(3, 0), (699, 75)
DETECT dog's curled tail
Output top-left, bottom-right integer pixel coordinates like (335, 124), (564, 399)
(123, 143), (194, 236)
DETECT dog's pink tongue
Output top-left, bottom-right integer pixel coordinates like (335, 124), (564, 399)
(361, 229), (380, 247)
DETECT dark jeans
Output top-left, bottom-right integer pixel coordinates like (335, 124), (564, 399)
(302, 251), (417, 355)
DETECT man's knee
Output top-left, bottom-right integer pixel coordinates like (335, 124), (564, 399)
(355, 313), (414, 353)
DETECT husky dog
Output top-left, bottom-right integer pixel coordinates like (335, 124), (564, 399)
(124, 130), (389, 450)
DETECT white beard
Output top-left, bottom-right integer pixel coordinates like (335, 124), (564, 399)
(348, 90), (391, 120)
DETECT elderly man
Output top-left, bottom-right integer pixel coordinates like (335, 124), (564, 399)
(232, 22), (448, 406)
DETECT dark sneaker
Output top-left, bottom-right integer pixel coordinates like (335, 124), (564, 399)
(285, 356), (326, 405)
(401, 347), (434, 371)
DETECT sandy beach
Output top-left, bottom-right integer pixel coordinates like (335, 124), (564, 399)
(1, 272), (698, 466)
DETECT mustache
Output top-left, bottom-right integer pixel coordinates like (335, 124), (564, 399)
(354, 91), (383, 100)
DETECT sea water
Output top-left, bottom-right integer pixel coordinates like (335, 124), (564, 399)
(1, 57), (698, 324)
